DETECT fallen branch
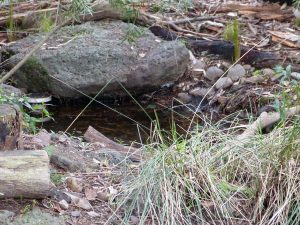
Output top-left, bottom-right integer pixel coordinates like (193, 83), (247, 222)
(237, 106), (300, 141)
(84, 126), (141, 162)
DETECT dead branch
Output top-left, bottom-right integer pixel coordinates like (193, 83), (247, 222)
(84, 126), (141, 162)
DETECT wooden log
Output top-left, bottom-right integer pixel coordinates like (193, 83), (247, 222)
(0, 104), (22, 150)
(0, 150), (51, 199)
(84, 126), (141, 162)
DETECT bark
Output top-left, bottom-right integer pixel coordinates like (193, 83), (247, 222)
(0, 150), (51, 199)
(0, 104), (22, 150)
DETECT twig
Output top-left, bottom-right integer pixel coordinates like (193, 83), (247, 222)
(172, 16), (219, 25)
(0, 19), (70, 84)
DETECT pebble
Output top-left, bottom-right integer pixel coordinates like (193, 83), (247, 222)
(177, 92), (192, 104)
(243, 64), (252, 71)
(240, 76), (266, 84)
(71, 211), (81, 217)
(262, 68), (275, 78)
(227, 64), (246, 82)
(205, 66), (224, 81)
(192, 59), (206, 70)
(66, 177), (83, 193)
(291, 72), (300, 80)
(189, 87), (215, 97)
(215, 77), (233, 89)
(97, 191), (109, 202)
(59, 199), (69, 210)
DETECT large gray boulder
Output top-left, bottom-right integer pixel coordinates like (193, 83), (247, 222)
(3, 20), (189, 98)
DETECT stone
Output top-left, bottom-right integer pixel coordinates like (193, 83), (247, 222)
(97, 191), (109, 202)
(3, 21), (189, 98)
(177, 92), (192, 104)
(291, 72), (300, 80)
(189, 87), (215, 97)
(0, 210), (15, 224)
(262, 68), (275, 77)
(191, 59), (206, 77)
(0, 84), (22, 97)
(243, 64), (252, 71)
(240, 75), (266, 84)
(70, 211), (81, 217)
(205, 66), (224, 81)
(13, 208), (64, 225)
(59, 199), (69, 210)
(227, 64), (246, 82)
(84, 149), (132, 165)
(66, 177), (83, 193)
(215, 77), (233, 89)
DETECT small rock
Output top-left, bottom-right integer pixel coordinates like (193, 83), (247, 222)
(205, 66), (224, 81)
(97, 191), (109, 202)
(71, 211), (81, 217)
(59, 199), (69, 210)
(240, 76), (266, 84)
(191, 59), (206, 77)
(243, 64), (252, 71)
(87, 211), (100, 217)
(177, 92), (192, 104)
(189, 87), (215, 97)
(291, 72), (300, 80)
(262, 68), (275, 77)
(50, 153), (86, 172)
(0, 210), (15, 224)
(215, 77), (233, 90)
(227, 64), (246, 82)
(0, 84), (23, 97)
(66, 177), (83, 193)
(75, 198), (93, 210)
(13, 208), (64, 225)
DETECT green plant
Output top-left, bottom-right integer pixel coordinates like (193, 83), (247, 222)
(6, 3), (18, 42)
(294, 0), (300, 9)
(0, 90), (52, 133)
(112, 115), (300, 225)
(223, 19), (240, 62)
(39, 13), (55, 32)
(274, 64), (293, 83)
(50, 171), (65, 185)
(43, 145), (55, 156)
(123, 24), (145, 43)
(295, 18), (300, 27)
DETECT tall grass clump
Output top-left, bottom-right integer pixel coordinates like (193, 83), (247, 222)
(115, 116), (300, 225)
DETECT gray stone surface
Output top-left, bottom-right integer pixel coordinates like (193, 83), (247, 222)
(4, 21), (189, 98)
(177, 92), (192, 104)
(12, 208), (64, 225)
(0, 210), (15, 224)
(215, 77), (233, 89)
(0, 84), (22, 97)
(205, 66), (224, 81)
(227, 64), (246, 82)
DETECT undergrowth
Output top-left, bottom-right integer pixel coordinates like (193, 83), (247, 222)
(113, 114), (300, 225)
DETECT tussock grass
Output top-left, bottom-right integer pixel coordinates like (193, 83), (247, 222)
(116, 117), (300, 225)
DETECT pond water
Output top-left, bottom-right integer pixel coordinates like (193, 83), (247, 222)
(43, 101), (200, 143)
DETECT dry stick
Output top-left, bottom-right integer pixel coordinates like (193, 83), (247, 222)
(237, 106), (300, 141)
(0, 19), (70, 84)
(172, 15), (219, 24)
